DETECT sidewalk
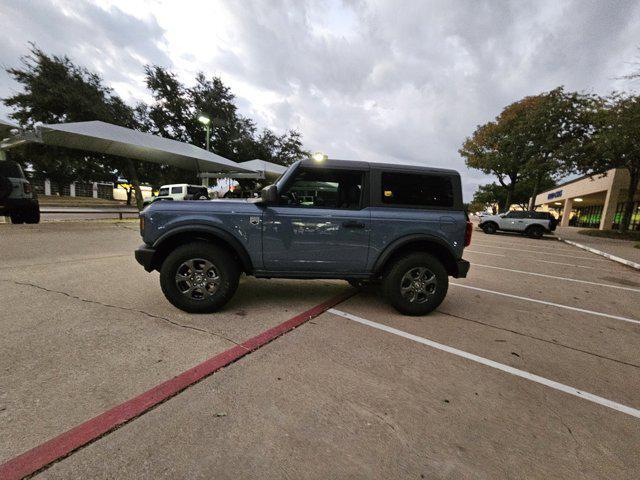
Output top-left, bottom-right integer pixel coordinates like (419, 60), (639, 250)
(555, 227), (640, 268)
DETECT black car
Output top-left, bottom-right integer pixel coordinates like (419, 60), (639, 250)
(0, 160), (40, 224)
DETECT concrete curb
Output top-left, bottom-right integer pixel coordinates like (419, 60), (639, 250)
(558, 237), (640, 270)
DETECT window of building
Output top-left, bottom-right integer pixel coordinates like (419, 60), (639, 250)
(381, 172), (453, 208)
(569, 205), (603, 228)
(281, 169), (364, 209)
(612, 201), (640, 231)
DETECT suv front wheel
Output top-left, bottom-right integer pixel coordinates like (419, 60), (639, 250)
(160, 242), (240, 313)
(383, 253), (448, 316)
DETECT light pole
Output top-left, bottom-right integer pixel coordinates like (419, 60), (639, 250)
(198, 115), (211, 151)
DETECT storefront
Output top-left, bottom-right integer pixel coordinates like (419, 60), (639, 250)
(533, 168), (640, 230)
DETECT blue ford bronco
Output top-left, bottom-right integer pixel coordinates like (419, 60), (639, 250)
(136, 159), (471, 316)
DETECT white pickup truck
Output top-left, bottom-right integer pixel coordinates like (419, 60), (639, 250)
(478, 211), (557, 239)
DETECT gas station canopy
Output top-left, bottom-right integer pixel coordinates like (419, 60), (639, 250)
(0, 119), (18, 140)
(0, 120), (255, 174)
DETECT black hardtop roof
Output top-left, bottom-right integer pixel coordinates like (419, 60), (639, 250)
(298, 158), (459, 176)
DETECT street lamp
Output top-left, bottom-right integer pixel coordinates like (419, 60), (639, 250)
(198, 115), (211, 151)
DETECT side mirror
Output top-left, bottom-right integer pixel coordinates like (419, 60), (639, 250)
(261, 184), (278, 204)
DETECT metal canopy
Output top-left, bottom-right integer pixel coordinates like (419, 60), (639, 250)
(0, 120), (253, 173)
(199, 159), (288, 180)
(0, 119), (18, 140)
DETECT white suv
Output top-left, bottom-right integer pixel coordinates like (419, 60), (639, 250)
(478, 211), (557, 239)
(146, 184), (209, 205)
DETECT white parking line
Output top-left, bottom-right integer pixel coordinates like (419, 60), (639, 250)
(535, 259), (598, 270)
(472, 243), (606, 261)
(328, 308), (640, 419)
(473, 264), (640, 293)
(465, 250), (505, 257)
(449, 283), (640, 325)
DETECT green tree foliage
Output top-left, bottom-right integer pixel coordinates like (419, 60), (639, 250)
(461, 87), (580, 211)
(3, 47), (309, 207)
(563, 93), (640, 232)
(472, 175), (556, 212)
(3, 45), (143, 204)
(138, 66), (307, 166)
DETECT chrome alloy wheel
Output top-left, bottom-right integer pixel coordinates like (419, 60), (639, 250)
(400, 267), (437, 304)
(175, 258), (220, 300)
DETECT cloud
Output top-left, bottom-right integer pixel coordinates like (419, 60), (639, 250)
(2, 0), (639, 199)
(0, 0), (171, 108)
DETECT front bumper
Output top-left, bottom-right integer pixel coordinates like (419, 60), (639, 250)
(135, 244), (156, 272)
(454, 259), (470, 278)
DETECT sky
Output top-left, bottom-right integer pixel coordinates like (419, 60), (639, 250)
(1, 0), (639, 199)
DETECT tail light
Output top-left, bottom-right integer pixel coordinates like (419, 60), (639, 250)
(465, 220), (473, 246)
(139, 215), (145, 234)
(23, 182), (32, 194)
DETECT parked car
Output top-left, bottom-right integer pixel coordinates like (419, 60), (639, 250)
(135, 159), (471, 316)
(144, 184), (210, 206)
(478, 210), (557, 238)
(0, 160), (40, 224)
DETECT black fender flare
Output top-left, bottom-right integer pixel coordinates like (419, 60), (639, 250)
(153, 225), (253, 272)
(372, 233), (458, 274)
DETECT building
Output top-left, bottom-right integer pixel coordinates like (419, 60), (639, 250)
(533, 168), (640, 230)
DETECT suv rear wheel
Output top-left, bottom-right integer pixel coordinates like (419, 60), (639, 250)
(526, 225), (544, 239)
(382, 253), (448, 316)
(160, 242), (240, 313)
(481, 222), (497, 234)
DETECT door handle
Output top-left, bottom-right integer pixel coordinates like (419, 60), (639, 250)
(342, 220), (365, 229)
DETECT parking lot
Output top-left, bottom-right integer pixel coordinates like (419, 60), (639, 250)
(1, 221), (639, 479)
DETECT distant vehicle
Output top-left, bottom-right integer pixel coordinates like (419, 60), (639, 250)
(144, 184), (209, 206)
(478, 210), (557, 238)
(0, 160), (40, 224)
(136, 159), (472, 316)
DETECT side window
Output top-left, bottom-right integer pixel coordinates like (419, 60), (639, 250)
(280, 169), (364, 209)
(158, 187), (169, 196)
(381, 172), (453, 208)
(504, 211), (521, 218)
(171, 186), (183, 194)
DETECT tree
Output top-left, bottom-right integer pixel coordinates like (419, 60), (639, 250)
(139, 66), (307, 167)
(563, 93), (640, 232)
(472, 175), (556, 212)
(3, 45), (146, 208)
(461, 88), (579, 211)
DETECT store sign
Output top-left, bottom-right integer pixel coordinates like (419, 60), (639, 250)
(547, 190), (563, 200)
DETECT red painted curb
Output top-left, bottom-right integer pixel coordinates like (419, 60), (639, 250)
(0, 290), (354, 480)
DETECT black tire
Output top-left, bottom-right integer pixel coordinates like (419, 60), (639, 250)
(481, 222), (497, 234)
(382, 252), (448, 316)
(526, 225), (544, 239)
(10, 211), (24, 224)
(23, 206), (40, 224)
(160, 242), (240, 313)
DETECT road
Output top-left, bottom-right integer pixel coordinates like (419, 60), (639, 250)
(1, 222), (639, 479)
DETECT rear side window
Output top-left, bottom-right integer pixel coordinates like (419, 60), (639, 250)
(381, 172), (453, 208)
(0, 161), (23, 178)
(171, 186), (183, 194)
